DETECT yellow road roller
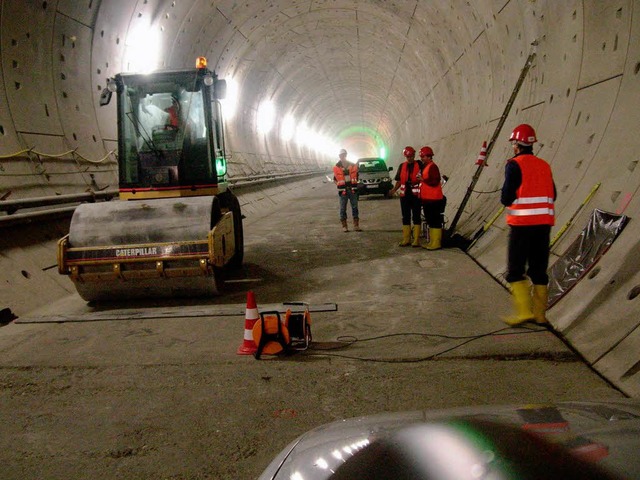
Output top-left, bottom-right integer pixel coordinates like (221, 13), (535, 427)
(57, 58), (243, 301)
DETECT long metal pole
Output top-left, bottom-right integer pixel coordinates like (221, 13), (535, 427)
(447, 51), (537, 235)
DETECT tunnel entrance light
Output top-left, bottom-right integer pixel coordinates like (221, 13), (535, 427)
(336, 126), (388, 162)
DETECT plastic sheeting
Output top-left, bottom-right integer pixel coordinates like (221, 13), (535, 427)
(548, 209), (629, 308)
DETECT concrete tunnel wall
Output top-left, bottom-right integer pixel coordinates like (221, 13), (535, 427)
(0, 0), (639, 395)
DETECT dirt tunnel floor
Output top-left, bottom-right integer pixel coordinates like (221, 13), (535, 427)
(0, 179), (624, 479)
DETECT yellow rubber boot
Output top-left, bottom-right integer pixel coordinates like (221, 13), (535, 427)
(424, 228), (442, 250)
(503, 280), (534, 326)
(411, 225), (422, 247)
(399, 225), (411, 246)
(532, 284), (549, 325)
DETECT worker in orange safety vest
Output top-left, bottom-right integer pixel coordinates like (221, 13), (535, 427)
(418, 146), (445, 250)
(164, 95), (180, 128)
(333, 148), (361, 232)
(388, 146), (424, 246)
(501, 124), (556, 326)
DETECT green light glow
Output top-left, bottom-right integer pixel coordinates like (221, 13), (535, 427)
(337, 125), (387, 160)
(216, 157), (227, 178)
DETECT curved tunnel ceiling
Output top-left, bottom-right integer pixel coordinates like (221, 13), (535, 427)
(100, 0), (506, 160)
(0, 1), (568, 166)
(1, 1), (640, 395)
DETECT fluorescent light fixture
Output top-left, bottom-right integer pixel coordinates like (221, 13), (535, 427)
(281, 114), (295, 142)
(125, 21), (161, 73)
(257, 100), (276, 134)
(295, 121), (309, 145)
(220, 77), (239, 120)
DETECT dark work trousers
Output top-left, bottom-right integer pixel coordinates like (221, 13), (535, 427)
(338, 189), (359, 221)
(506, 225), (552, 285)
(400, 193), (422, 226)
(422, 197), (446, 229)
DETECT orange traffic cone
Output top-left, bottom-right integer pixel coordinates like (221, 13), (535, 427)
(475, 141), (488, 166)
(237, 290), (260, 355)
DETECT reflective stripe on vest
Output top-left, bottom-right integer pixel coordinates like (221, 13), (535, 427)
(419, 162), (443, 201)
(399, 162), (420, 197)
(333, 164), (358, 188)
(506, 155), (555, 226)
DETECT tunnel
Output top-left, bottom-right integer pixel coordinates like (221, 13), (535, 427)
(1, 0), (639, 423)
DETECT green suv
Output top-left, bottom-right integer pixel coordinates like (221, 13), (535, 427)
(357, 157), (394, 196)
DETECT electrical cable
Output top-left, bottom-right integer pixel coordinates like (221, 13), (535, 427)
(303, 325), (548, 363)
(471, 187), (501, 194)
(0, 169), (115, 177)
(0, 147), (116, 164)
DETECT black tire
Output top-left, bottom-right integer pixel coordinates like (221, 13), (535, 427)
(213, 265), (226, 293)
(218, 190), (244, 268)
(209, 196), (222, 228)
(229, 194), (244, 268)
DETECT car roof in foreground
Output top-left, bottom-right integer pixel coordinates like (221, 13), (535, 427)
(258, 399), (640, 480)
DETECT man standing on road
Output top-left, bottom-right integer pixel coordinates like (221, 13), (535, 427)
(418, 146), (445, 250)
(501, 124), (556, 326)
(389, 146), (424, 247)
(333, 148), (362, 232)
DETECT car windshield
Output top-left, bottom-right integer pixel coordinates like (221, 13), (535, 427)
(358, 159), (387, 172)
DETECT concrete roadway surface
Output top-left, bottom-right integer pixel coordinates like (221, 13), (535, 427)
(0, 177), (626, 479)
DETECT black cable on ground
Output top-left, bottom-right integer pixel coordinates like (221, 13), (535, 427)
(471, 187), (501, 194)
(302, 325), (548, 363)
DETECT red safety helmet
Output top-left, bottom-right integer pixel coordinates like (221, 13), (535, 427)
(419, 146), (434, 158)
(509, 124), (537, 145)
(403, 146), (416, 158)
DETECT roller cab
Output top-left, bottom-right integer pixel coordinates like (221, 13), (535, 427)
(57, 58), (243, 301)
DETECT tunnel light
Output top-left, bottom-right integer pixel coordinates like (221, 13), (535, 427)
(295, 121), (310, 145)
(257, 100), (276, 134)
(125, 22), (161, 73)
(379, 146), (387, 159)
(281, 114), (296, 142)
(312, 134), (325, 152)
(312, 135), (339, 159)
(307, 131), (321, 151)
(220, 77), (238, 120)
(318, 137), (339, 158)
(293, 122), (339, 160)
(315, 457), (329, 469)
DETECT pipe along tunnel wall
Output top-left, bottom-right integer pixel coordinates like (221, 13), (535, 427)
(0, 1), (639, 396)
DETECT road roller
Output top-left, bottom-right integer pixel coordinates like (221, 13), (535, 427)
(57, 57), (243, 301)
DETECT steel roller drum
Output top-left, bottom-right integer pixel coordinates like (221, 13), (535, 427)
(67, 196), (224, 301)
(69, 196), (219, 247)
